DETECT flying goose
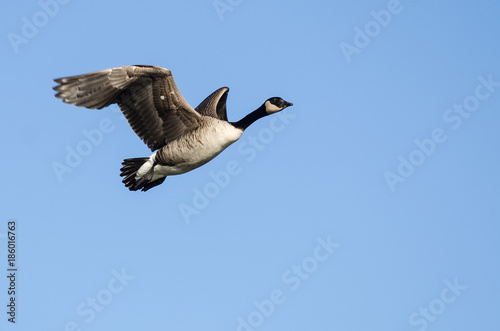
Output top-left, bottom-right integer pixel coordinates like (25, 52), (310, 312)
(53, 65), (293, 191)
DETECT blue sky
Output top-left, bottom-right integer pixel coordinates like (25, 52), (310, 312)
(1, 0), (500, 330)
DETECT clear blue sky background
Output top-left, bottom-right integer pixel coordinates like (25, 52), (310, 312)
(1, 0), (500, 330)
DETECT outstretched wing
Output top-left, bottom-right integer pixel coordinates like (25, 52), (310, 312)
(195, 87), (229, 121)
(53, 65), (202, 151)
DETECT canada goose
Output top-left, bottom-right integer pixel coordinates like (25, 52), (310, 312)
(53, 65), (293, 191)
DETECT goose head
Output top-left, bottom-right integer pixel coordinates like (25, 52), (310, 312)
(264, 97), (294, 114)
(231, 96), (293, 130)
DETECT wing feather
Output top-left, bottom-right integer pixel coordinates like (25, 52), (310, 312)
(53, 65), (202, 151)
(195, 87), (230, 121)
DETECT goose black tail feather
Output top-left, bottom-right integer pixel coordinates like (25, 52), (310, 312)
(120, 158), (166, 192)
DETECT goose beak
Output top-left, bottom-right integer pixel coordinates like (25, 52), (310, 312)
(285, 101), (293, 108)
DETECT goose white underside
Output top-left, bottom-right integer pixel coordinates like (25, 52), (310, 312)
(135, 121), (243, 183)
(135, 152), (184, 181)
(135, 151), (227, 183)
(150, 161), (196, 181)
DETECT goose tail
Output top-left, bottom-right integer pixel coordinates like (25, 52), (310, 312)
(120, 158), (166, 192)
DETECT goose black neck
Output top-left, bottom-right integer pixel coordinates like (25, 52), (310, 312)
(231, 104), (268, 130)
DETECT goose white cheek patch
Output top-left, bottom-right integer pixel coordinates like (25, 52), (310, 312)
(265, 101), (283, 114)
